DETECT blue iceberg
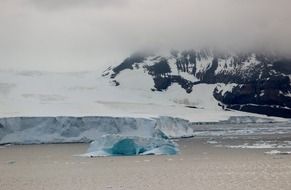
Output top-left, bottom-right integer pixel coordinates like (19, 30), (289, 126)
(83, 135), (179, 157)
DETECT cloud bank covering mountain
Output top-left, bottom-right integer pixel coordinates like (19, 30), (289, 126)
(0, 0), (291, 71)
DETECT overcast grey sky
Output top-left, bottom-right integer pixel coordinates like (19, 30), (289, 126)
(0, 0), (291, 71)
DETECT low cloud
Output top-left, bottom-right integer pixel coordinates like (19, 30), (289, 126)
(0, 0), (290, 71)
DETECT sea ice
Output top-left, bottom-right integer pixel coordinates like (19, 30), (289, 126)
(225, 141), (291, 149)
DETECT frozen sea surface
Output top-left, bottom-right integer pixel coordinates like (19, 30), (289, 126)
(192, 122), (291, 137)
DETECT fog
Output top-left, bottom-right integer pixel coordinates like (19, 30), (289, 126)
(0, 0), (290, 71)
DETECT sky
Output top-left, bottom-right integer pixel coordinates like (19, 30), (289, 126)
(0, 0), (291, 71)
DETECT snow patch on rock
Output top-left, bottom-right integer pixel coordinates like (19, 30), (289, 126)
(216, 83), (238, 96)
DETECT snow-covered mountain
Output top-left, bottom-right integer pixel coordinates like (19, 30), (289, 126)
(103, 50), (291, 118)
(1, 51), (291, 145)
(1, 49), (290, 121)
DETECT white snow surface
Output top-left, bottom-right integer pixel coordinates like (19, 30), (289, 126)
(195, 55), (214, 74)
(215, 57), (235, 75)
(167, 57), (199, 82)
(215, 83), (238, 96)
(215, 53), (261, 77)
(241, 53), (261, 70)
(0, 70), (283, 123)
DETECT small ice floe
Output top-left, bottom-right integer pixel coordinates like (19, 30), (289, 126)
(265, 150), (291, 155)
(225, 141), (291, 149)
(226, 142), (273, 149)
(80, 135), (179, 157)
(0, 144), (12, 149)
(206, 140), (218, 144)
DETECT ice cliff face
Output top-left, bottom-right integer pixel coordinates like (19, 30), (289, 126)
(0, 116), (193, 145)
(104, 50), (291, 118)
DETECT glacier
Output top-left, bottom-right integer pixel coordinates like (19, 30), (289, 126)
(1, 70), (286, 123)
(0, 115), (288, 145)
(0, 116), (193, 145)
(81, 135), (178, 157)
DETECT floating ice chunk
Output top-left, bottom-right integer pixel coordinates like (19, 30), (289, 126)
(141, 145), (178, 155)
(225, 141), (291, 149)
(206, 140), (218, 144)
(82, 135), (179, 157)
(0, 144), (12, 149)
(226, 142), (275, 149)
(222, 116), (275, 124)
(265, 150), (291, 155)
